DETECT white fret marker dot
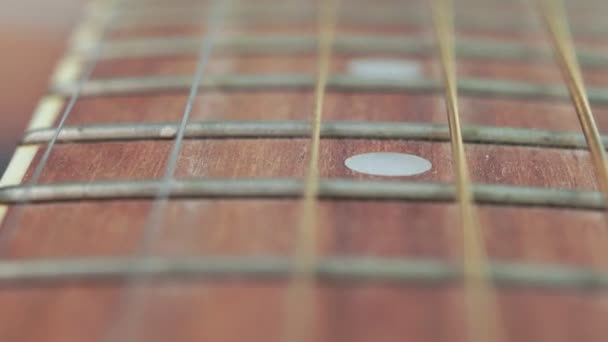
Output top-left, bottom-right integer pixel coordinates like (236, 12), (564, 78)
(345, 152), (432, 177)
(348, 58), (422, 80)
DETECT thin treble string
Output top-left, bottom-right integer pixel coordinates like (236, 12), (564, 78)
(539, 0), (608, 205)
(136, 0), (226, 253)
(281, 0), (337, 342)
(430, 1), (504, 342)
(101, 1), (227, 341)
(0, 0), (121, 252)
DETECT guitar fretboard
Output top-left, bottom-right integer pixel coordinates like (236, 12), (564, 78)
(1, 0), (608, 341)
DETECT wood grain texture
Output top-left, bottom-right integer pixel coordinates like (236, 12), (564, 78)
(2, 0), (608, 341)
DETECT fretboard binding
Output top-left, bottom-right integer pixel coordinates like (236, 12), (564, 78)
(0, 179), (603, 210)
(21, 121), (603, 151)
(72, 35), (607, 68)
(0, 255), (607, 292)
(52, 74), (608, 104)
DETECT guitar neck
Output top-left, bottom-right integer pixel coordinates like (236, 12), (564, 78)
(1, 0), (608, 341)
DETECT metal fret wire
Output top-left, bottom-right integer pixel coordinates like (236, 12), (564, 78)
(0, 0), (120, 253)
(50, 74), (608, 105)
(103, 1), (226, 341)
(282, 1), (336, 342)
(0, 179), (606, 211)
(19, 120), (608, 151)
(1, 255), (608, 291)
(431, 1), (502, 342)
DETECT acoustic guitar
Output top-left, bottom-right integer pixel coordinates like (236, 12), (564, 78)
(1, 0), (607, 341)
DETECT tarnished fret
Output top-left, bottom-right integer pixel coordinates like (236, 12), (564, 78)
(21, 121), (608, 150)
(71, 35), (608, 68)
(51, 74), (608, 104)
(0, 179), (603, 210)
(0, 255), (607, 291)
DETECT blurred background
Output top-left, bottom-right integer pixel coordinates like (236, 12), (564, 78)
(0, 0), (84, 173)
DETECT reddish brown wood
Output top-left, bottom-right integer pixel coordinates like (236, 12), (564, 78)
(3, 0), (608, 341)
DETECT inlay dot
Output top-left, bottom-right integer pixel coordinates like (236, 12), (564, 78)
(345, 152), (432, 177)
(348, 58), (422, 80)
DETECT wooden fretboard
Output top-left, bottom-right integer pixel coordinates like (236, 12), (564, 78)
(1, 0), (608, 341)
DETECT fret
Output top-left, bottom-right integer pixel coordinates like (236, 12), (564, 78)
(0, 255), (607, 292)
(51, 74), (608, 104)
(0, 179), (603, 210)
(21, 121), (608, 150)
(71, 34), (608, 68)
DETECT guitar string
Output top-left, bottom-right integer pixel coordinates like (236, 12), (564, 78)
(430, 1), (504, 342)
(0, 0), (121, 253)
(133, 0), (225, 253)
(538, 6), (608, 334)
(281, 1), (337, 342)
(101, 1), (227, 341)
(539, 0), (608, 210)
